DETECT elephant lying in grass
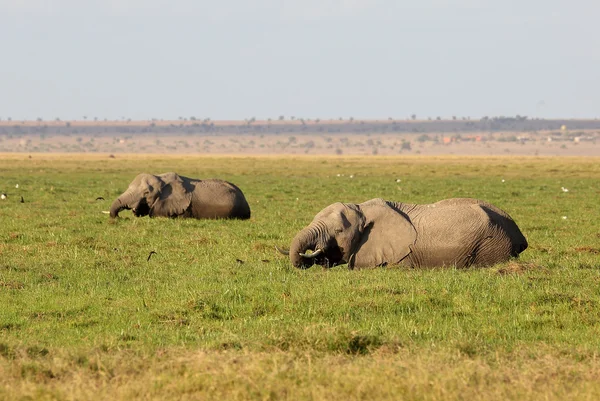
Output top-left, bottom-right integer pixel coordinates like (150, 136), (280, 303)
(110, 172), (251, 220)
(278, 198), (527, 269)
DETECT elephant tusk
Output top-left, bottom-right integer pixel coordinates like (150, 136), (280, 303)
(299, 249), (324, 258)
(275, 245), (290, 255)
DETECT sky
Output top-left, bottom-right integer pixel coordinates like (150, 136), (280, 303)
(0, 0), (598, 121)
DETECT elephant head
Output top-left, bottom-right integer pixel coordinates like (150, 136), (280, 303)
(287, 199), (417, 269)
(110, 173), (193, 218)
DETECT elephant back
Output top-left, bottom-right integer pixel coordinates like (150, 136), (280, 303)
(192, 179), (251, 219)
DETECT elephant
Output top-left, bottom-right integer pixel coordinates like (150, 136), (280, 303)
(109, 172), (251, 220)
(278, 198), (528, 269)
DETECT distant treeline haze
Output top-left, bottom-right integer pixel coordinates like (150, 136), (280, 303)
(1, 117), (600, 136)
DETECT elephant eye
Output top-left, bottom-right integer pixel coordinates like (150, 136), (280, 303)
(334, 228), (343, 234)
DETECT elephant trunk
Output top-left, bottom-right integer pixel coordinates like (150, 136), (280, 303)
(109, 198), (125, 218)
(289, 225), (321, 269)
(109, 191), (134, 218)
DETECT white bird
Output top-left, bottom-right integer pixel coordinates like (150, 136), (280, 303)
(396, 179), (401, 183)
(562, 216), (568, 220)
(15, 184), (19, 188)
(501, 179), (505, 183)
(561, 187), (569, 192)
(349, 174), (354, 178)
(1, 193), (6, 200)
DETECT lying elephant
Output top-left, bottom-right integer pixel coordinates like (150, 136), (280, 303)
(278, 198), (527, 269)
(110, 172), (251, 220)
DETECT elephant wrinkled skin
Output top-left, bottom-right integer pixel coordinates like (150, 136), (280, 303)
(282, 198), (527, 269)
(110, 172), (250, 220)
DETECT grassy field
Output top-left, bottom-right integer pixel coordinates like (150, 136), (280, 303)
(1, 154), (599, 400)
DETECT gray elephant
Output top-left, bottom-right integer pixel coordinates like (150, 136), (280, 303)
(109, 172), (251, 220)
(279, 198), (527, 269)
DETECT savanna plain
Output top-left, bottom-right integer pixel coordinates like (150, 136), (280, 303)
(1, 154), (600, 400)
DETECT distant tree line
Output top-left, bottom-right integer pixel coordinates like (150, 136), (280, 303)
(1, 117), (599, 137)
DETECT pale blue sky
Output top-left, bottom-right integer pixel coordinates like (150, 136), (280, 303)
(0, 1), (598, 121)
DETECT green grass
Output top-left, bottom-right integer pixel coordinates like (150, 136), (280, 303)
(1, 154), (600, 400)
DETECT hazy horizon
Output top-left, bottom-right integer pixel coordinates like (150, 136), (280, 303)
(1, 1), (598, 121)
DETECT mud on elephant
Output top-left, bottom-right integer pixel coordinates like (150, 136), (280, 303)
(278, 198), (527, 269)
(110, 172), (251, 220)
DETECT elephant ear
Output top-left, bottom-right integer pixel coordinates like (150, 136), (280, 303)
(349, 199), (416, 269)
(150, 173), (193, 217)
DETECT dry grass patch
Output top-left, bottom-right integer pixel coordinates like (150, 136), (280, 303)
(495, 261), (546, 275)
(574, 246), (600, 254)
(185, 236), (218, 246)
(0, 281), (24, 289)
(1, 348), (600, 401)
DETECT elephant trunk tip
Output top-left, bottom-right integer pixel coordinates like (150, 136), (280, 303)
(275, 245), (290, 255)
(109, 198), (125, 218)
(289, 229), (322, 269)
